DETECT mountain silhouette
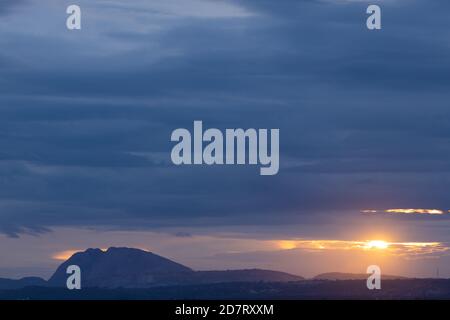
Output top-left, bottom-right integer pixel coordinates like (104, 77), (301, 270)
(193, 270), (302, 284)
(47, 247), (303, 288)
(48, 247), (193, 288)
(313, 272), (407, 281)
(0, 277), (47, 290)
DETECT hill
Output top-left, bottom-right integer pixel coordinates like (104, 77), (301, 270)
(46, 247), (303, 288)
(313, 272), (407, 280)
(0, 277), (47, 290)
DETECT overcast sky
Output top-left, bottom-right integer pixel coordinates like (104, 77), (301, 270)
(0, 0), (449, 279)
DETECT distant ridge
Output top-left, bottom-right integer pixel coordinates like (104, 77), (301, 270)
(313, 272), (407, 281)
(1, 248), (448, 299)
(0, 277), (47, 290)
(193, 269), (302, 284)
(47, 247), (304, 288)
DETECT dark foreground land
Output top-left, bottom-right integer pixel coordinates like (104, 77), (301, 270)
(0, 279), (449, 300)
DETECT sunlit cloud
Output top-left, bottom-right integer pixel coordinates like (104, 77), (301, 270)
(274, 239), (449, 257)
(278, 241), (297, 250)
(386, 209), (444, 215)
(361, 209), (447, 215)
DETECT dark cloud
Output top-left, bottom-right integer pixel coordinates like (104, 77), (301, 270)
(0, 0), (450, 238)
(0, 0), (26, 15)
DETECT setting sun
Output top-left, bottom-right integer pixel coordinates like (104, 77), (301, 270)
(364, 240), (389, 250)
(278, 241), (297, 250)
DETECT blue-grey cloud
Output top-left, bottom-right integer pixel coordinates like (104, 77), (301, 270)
(0, 0), (27, 15)
(0, 0), (450, 238)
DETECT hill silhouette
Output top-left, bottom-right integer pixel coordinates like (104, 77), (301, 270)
(313, 272), (406, 281)
(1, 247), (449, 299)
(1, 279), (449, 300)
(47, 247), (303, 288)
(0, 277), (47, 290)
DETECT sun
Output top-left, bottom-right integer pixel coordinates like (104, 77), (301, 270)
(278, 240), (297, 250)
(365, 240), (389, 249)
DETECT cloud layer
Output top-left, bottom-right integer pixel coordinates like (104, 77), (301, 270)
(0, 0), (449, 242)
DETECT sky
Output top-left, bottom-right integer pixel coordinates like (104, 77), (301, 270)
(0, 0), (450, 279)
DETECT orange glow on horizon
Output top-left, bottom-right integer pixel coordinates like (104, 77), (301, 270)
(52, 248), (107, 261)
(275, 239), (448, 256)
(52, 250), (80, 261)
(363, 240), (389, 249)
(278, 241), (297, 250)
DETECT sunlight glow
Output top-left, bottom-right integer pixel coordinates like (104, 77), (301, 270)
(363, 240), (389, 249)
(361, 208), (446, 215)
(274, 239), (448, 256)
(278, 240), (297, 250)
(385, 209), (444, 215)
(52, 250), (80, 261)
(52, 248), (107, 261)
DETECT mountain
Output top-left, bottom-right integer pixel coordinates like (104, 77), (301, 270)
(193, 270), (303, 284)
(48, 247), (194, 288)
(0, 277), (47, 290)
(313, 272), (407, 281)
(48, 247), (303, 288)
